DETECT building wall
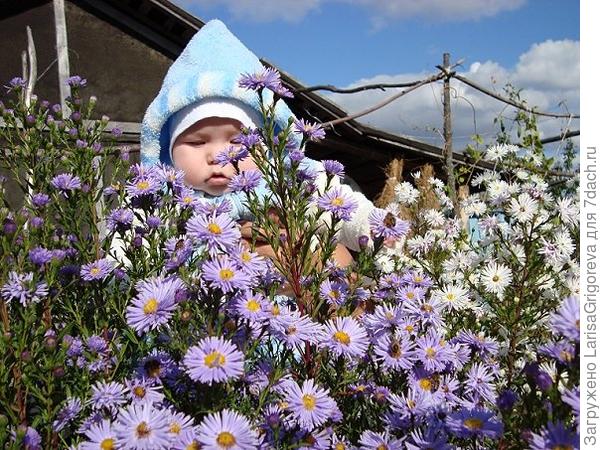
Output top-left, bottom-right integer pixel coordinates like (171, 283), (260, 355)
(0, 1), (61, 105)
(65, 1), (174, 122)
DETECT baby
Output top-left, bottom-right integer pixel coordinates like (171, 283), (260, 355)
(140, 20), (379, 262)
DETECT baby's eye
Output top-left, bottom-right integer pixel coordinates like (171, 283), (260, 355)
(188, 140), (206, 146)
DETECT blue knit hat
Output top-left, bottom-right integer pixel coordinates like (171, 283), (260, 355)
(140, 19), (297, 167)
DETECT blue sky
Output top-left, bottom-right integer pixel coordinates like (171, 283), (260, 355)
(173, 0), (580, 149)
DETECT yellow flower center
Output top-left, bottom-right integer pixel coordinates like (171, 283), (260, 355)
(426, 348), (436, 358)
(100, 439), (115, 450)
(204, 351), (226, 368)
(463, 418), (483, 430)
(143, 298), (158, 314)
(271, 304), (280, 316)
(246, 299), (260, 312)
(329, 290), (340, 300)
(241, 252), (252, 262)
(376, 445), (388, 450)
(216, 431), (236, 448)
(406, 292), (415, 299)
(219, 269), (234, 280)
(144, 360), (161, 377)
(446, 293), (455, 301)
(335, 443), (346, 450)
(183, 196), (193, 204)
(170, 422), (182, 434)
(185, 442), (200, 450)
(419, 378), (433, 391)
(90, 267), (100, 276)
(133, 386), (146, 398)
(421, 304), (433, 313)
(333, 330), (351, 345)
(279, 400), (289, 409)
(414, 276), (423, 283)
(552, 446), (573, 450)
(330, 197), (344, 207)
(136, 181), (149, 191)
(405, 324), (414, 333)
(302, 394), (317, 411)
(207, 223), (222, 234)
(136, 422), (151, 438)
(492, 275), (500, 282)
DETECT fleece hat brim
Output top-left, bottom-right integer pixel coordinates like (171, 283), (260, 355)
(168, 99), (262, 159)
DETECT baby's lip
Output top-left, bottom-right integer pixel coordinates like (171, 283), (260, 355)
(206, 173), (230, 187)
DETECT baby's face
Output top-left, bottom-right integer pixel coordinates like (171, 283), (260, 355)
(171, 117), (257, 196)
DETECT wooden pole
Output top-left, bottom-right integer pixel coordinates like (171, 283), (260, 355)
(442, 53), (459, 216)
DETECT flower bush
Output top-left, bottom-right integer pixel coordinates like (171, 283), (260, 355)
(0, 71), (579, 449)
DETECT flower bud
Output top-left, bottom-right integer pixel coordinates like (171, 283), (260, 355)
(52, 366), (65, 378)
(358, 235), (370, 250)
(181, 310), (192, 322)
(44, 335), (58, 350)
(20, 350), (31, 362)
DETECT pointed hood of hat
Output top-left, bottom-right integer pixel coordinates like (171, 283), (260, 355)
(140, 19), (296, 166)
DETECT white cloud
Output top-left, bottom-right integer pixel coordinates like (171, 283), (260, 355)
(326, 39), (579, 151)
(173, 0), (526, 24)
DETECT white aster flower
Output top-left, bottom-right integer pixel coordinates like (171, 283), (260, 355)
(374, 254), (395, 273)
(556, 197), (578, 228)
(433, 283), (471, 311)
(484, 143), (515, 161)
(394, 181), (420, 205)
(422, 209), (446, 227)
(480, 262), (513, 295)
(508, 193), (538, 223)
(486, 180), (511, 204)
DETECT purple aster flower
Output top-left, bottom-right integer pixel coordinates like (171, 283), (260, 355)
(51, 173), (82, 193)
(164, 409), (195, 440)
(415, 331), (453, 372)
(285, 378), (338, 431)
(229, 170), (263, 193)
(273, 83), (293, 98)
(215, 145), (249, 166)
(80, 258), (114, 282)
(562, 387), (580, 429)
(79, 419), (116, 450)
(197, 409), (258, 449)
(183, 336), (245, 385)
(126, 276), (184, 335)
(293, 118), (326, 141)
(368, 208), (409, 240)
(538, 340), (576, 365)
(363, 303), (402, 337)
(6, 76), (26, 92)
(374, 332), (417, 371)
(496, 389), (518, 411)
(321, 316), (369, 359)
(549, 295), (580, 342)
(464, 363), (497, 404)
(202, 256), (251, 293)
(10, 426), (42, 450)
(406, 427), (451, 450)
(358, 430), (404, 450)
(52, 397), (83, 432)
(86, 335), (108, 354)
(146, 215), (161, 229)
(389, 389), (433, 421)
(232, 244), (268, 276)
(114, 403), (171, 449)
(136, 350), (178, 383)
(403, 270), (434, 289)
(317, 187), (358, 221)
(454, 330), (499, 357)
(239, 67), (282, 91)
(66, 75), (87, 87)
(322, 160), (345, 178)
(107, 208), (135, 232)
(28, 246), (54, 265)
(125, 378), (165, 405)
(319, 279), (349, 307)
(164, 237), (194, 271)
(529, 421), (579, 449)
(175, 187), (202, 210)
(31, 192), (50, 208)
(91, 380), (127, 413)
(232, 290), (267, 322)
(270, 309), (324, 348)
(446, 408), (503, 439)
(126, 166), (162, 198)
(404, 296), (445, 328)
(186, 212), (241, 255)
(157, 163), (185, 189)
(111, 127), (123, 137)
(1, 271), (49, 306)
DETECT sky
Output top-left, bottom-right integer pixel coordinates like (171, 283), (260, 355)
(172, 0), (580, 151)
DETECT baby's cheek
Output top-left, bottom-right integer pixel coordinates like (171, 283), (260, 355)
(238, 156), (258, 172)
